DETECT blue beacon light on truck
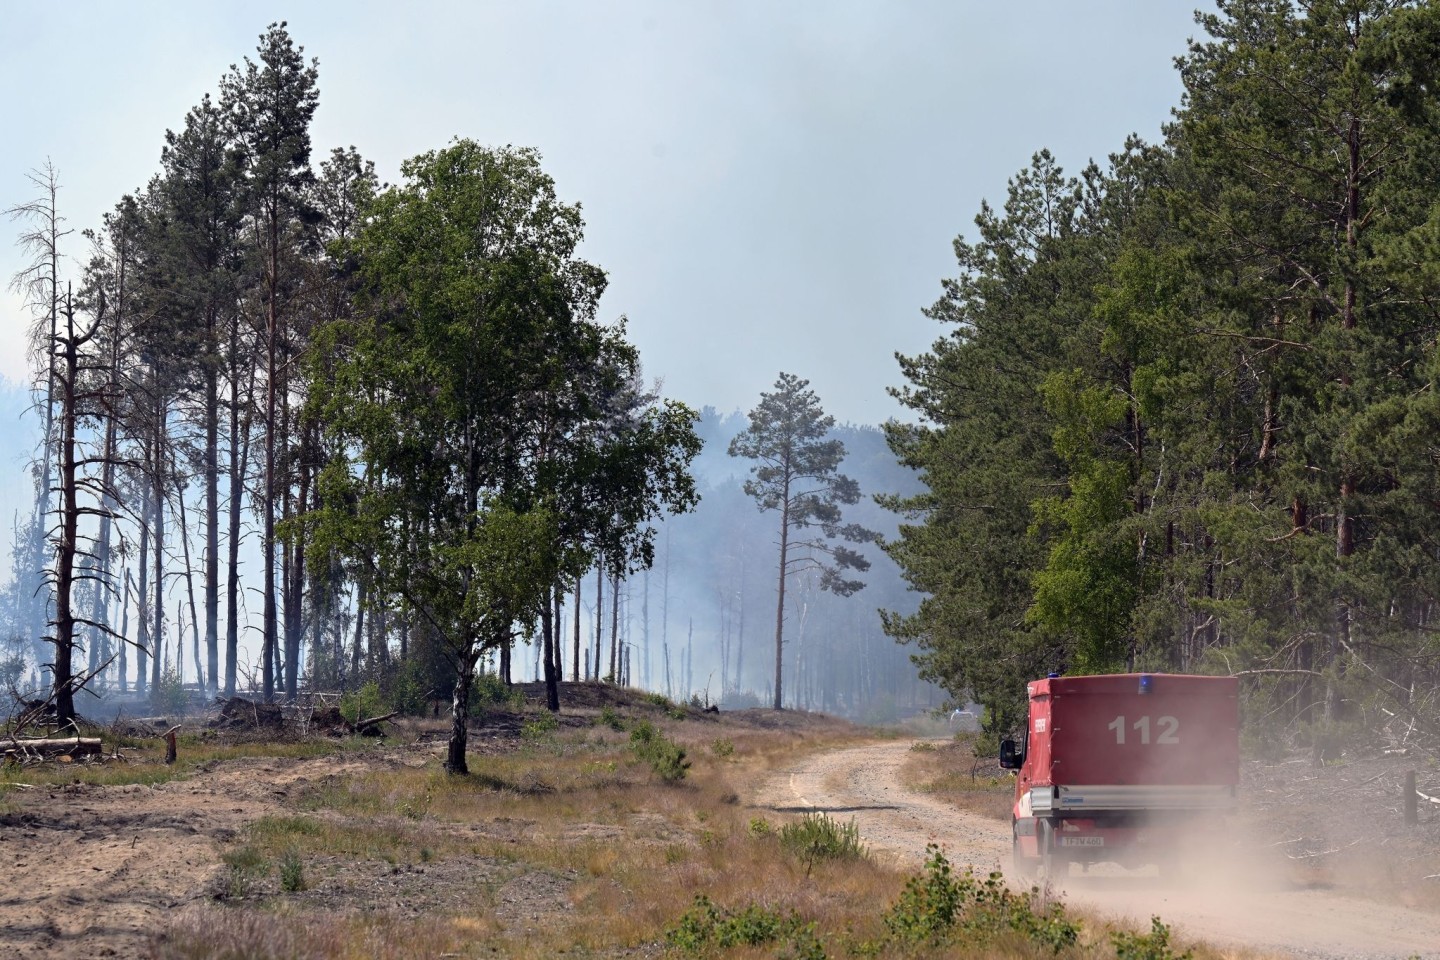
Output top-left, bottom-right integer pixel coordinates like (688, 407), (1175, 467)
(1138, 674), (1153, 695)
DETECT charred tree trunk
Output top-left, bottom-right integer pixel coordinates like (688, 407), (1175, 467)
(542, 585), (559, 711)
(136, 469), (151, 695)
(151, 397), (166, 692)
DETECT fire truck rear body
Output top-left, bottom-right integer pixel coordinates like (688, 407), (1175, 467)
(1003, 673), (1239, 877)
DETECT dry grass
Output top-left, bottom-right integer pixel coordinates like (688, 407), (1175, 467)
(0, 698), (1259, 959)
(154, 710), (915, 958)
(1, 729), (369, 794)
(899, 734), (1014, 822)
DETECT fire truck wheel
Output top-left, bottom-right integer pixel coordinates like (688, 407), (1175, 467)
(1011, 832), (1033, 879)
(1037, 820), (1066, 881)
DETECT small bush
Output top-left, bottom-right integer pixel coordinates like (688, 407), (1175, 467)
(779, 813), (865, 863)
(339, 681), (387, 724)
(386, 661), (430, 717)
(151, 668), (188, 717)
(1113, 917), (1193, 960)
(748, 817), (773, 837)
(666, 895), (822, 956)
(598, 706), (624, 731)
(710, 737), (735, 759)
(0, 654), (25, 691)
(471, 672), (525, 712)
(629, 720), (690, 782)
(279, 851), (307, 892)
(521, 712), (560, 739)
(221, 846), (267, 898)
(884, 845), (1078, 953)
(644, 692), (673, 708)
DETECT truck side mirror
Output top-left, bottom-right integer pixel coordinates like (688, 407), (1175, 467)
(999, 738), (1021, 769)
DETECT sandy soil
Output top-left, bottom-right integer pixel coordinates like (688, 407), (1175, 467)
(0, 753), (378, 960)
(0, 692), (851, 960)
(751, 738), (1440, 960)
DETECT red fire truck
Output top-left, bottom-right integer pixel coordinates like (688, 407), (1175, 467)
(999, 673), (1239, 879)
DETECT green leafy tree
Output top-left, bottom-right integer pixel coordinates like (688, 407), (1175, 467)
(310, 140), (696, 769)
(729, 372), (874, 709)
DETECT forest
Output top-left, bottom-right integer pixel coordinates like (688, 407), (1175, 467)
(0, 23), (936, 749)
(11, 1), (1440, 761)
(882, 0), (1440, 747)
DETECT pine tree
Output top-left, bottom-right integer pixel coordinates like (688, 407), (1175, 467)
(729, 372), (874, 710)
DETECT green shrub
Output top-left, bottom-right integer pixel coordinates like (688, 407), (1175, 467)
(0, 654), (25, 691)
(385, 661), (430, 717)
(779, 813), (865, 863)
(710, 737), (735, 759)
(644, 692), (673, 708)
(748, 816), (773, 837)
(598, 706), (625, 731)
(339, 681), (387, 724)
(1113, 917), (1192, 960)
(666, 895), (823, 957)
(221, 846), (268, 898)
(884, 845), (1078, 952)
(150, 668), (188, 717)
(279, 851), (307, 892)
(629, 720), (690, 782)
(521, 712), (560, 739)
(471, 672), (525, 711)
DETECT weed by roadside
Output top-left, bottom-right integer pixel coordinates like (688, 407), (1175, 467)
(885, 845), (1078, 952)
(778, 812), (865, 866)
(667, 894), (824, 958)
(1113, 917), (1193, 960)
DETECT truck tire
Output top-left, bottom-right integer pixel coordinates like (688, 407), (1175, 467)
(1038, 820), (1066, 881)
(1012, 833), (1033, 880)
(1012, 819), (1042, 881)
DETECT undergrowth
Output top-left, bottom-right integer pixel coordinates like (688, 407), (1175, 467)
(884, 845), (1078, 952)
(778, 812), (865, 864)
(630, 719), (690, 781)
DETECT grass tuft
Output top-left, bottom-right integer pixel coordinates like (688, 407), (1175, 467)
(779, 812), (865, 863)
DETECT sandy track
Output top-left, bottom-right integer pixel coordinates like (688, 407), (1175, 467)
(751, 738), (1440, 960)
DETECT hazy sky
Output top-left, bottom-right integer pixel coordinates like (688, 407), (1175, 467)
(1, 1), (1199, 427)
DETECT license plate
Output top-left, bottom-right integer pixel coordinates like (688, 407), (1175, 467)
(1059, 836), (1104, 847)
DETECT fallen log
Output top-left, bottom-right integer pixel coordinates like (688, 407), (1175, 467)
(352, 711), (399, 737)
(3, 736), (103, 760)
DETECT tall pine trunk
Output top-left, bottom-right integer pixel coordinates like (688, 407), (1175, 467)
(772, 488), (790, 710)
(204, 318), (220, 694)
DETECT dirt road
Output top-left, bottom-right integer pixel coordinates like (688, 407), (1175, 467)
(752, 738), (1440, 960)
